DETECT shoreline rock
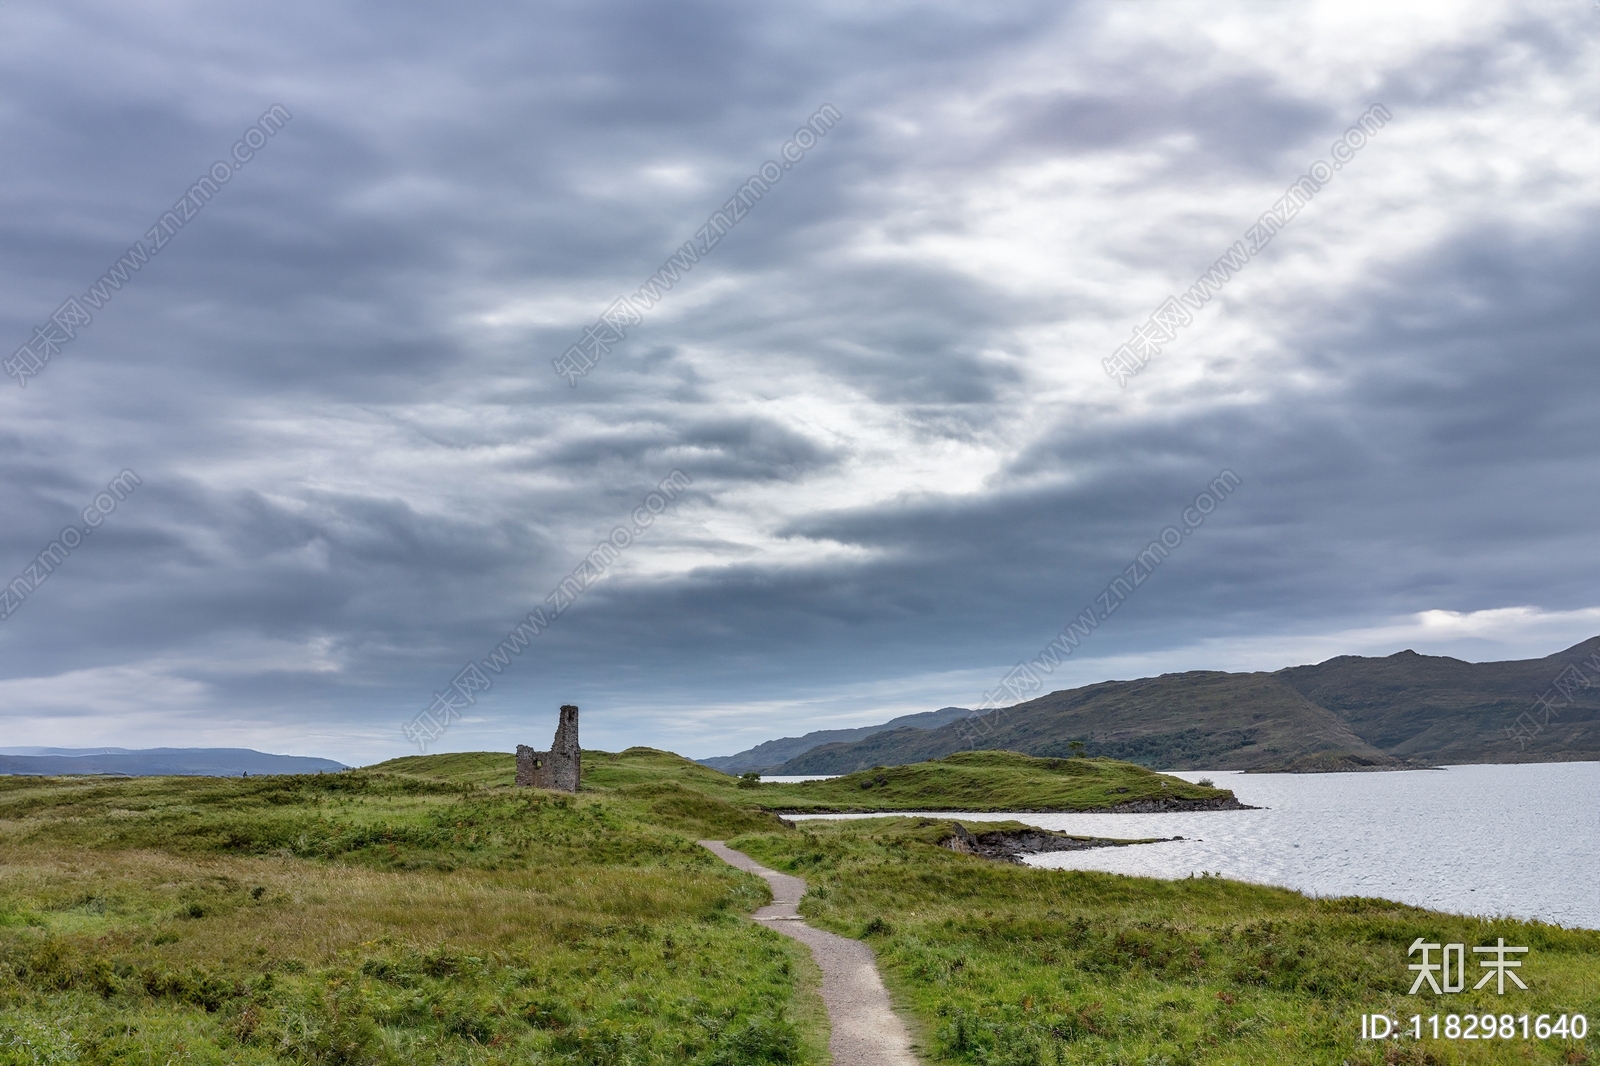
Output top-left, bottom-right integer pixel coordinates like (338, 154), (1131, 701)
(940, 822), (1183, 864)
(1088, 794), (1260, 814)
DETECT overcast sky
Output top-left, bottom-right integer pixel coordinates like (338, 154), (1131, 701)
(2, 1), (1597, 765)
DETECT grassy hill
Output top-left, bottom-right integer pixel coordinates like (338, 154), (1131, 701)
(748, 750), (1237, 812)
(374, 747), (1239, 815)
(779, 671), (1397, 774)
(0, 750), (1593, 1064)
(776, 638), (1600, 773)
(0, 753), (818, 1066)
(1278, 638), (1600, 763)
(0, 749), (1217, 1064)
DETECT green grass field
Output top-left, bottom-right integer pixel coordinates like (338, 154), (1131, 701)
(731, 819), (1600, 1065)
(0, 749), (1594, 1064)
(0, 757), (820, 1065)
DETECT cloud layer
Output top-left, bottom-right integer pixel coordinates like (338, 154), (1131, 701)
(2, 0), (1597, 763)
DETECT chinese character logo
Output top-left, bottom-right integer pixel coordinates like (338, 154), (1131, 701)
(1473, 938), (1528, 994)
(1408, 936), (1528, 995)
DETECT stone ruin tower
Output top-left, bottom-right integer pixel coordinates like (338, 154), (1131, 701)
(515, 704), (580, 792)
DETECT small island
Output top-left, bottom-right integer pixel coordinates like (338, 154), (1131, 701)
(732, 749), (1257, 814)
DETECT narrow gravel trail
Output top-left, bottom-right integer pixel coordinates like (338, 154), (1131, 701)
(700, 840), (921, 1066)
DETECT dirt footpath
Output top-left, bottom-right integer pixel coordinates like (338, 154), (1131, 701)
(700, 840), (921, 1066)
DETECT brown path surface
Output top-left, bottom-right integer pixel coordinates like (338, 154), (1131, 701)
(700, 840), (921, 1066)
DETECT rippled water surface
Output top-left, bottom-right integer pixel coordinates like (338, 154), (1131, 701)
(791, 762), (1600, 929)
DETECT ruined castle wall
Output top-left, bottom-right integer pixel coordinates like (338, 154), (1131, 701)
(515, 745), (554, 788)
(549, 704), (580, 792)
(515, 704), (580, 792)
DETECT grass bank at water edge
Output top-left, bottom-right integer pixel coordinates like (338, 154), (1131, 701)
(732, 818), (1600, 1065)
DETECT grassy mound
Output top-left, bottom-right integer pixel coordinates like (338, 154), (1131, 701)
(369, 746), (1238, 814)
(0, 762), (821, 1065)
(758, 749), (1235, 812)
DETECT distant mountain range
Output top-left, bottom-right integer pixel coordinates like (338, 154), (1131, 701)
(0, 747), (347, 777)
(697, 706), (974, 774)
(766, 637), (1600, 774)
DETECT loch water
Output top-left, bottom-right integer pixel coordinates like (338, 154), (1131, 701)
(791, 762), (1600, 929)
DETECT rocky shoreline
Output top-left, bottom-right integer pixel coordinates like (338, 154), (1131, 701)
(777, 787), (1260, 813)
(1087, 794), (1259, 814)
(775, 794), (1260, 817)
(940, 822), (1184, 864)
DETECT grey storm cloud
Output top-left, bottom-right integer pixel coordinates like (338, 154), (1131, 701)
(1, 0), (1596, 762)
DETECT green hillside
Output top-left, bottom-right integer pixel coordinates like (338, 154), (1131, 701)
(1, 750), (1593, 1064)
(374, 747), (1238, 814)
(0, 756), (820, 1066)
(0, 748), (1219, 1065)
(776, 637), (1600, 773)
(1277, 638), (1600, 763)
(752, 750), (1237, 811)
(779, 670), (1397, 774)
